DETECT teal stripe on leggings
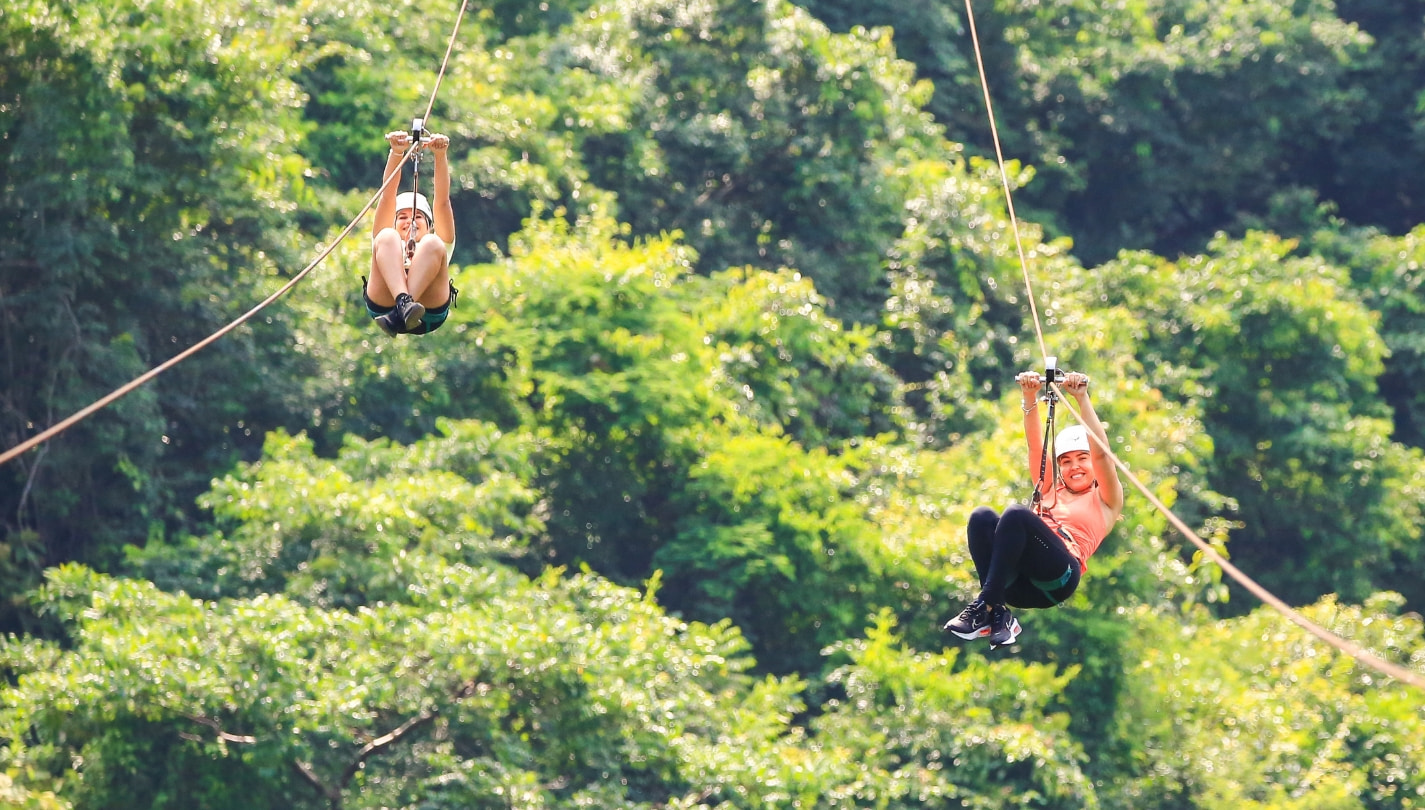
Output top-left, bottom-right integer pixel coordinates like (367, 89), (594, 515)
(1030, 564), (1075, 603)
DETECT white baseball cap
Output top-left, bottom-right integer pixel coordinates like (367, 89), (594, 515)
(394, 191), (433, 225)
(1056, 425), (1091, 458)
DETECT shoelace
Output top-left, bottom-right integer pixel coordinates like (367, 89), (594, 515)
(956, 599), (986, 623)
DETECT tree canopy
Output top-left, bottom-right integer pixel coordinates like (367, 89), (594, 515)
(3, 0), (1424, 806)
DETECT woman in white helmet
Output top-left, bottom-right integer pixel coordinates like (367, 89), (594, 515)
(944, 370), (1125, 647)
(366, 129), (456, 335)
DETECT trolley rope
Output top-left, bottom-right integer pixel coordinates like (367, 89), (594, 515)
(421, 0), (470, 127)
(963, 0), (1047, 365)
(0, 0), (471, 469)
(962, 0), (1425, 690)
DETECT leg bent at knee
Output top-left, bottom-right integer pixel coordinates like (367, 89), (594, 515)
(372, 228), (404, 252)
(413, 233), (448, 262)
(969, 506), (1000, 531)
(999, 503), (1039, 531)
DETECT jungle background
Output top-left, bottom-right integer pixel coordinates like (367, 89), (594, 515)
(3, 0), (1425, 807)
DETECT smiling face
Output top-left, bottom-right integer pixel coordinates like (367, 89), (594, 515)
(1058, 450), (1095, 493)
(394, 208), (430, 241)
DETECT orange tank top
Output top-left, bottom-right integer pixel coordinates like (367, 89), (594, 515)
(1037, 482), (1111, 572)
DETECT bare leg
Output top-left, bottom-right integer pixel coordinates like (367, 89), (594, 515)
(368, 228), (408, 307)
(406, 234), (451, 308)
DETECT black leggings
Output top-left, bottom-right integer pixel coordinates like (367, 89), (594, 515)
(968, 504), (1082, 609)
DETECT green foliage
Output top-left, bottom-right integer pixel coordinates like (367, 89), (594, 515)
(130, 423), (541, 607)
(1304, 223), (1425, 606)
(0, 771), (70, 810)
(3, 0), (1425, 806)
(0, 566), (1131, 809)
(0, 0), (318, 630)
(1322, 0), (1425, 235)
(1313, 224), (1425, 450)
(284, 0), (490, 191)
(1, 563), (768, 809)
(701, 267), (908, 446)
(794, 0), (978, 146)
(804, 0), (1425, 269)
(924, 0), (1377, 263)
(881, 154), (1046, 442)
(562, 0), (944, 323)
(658, 433), (892, 673)
(1084, 233), (1424, 607)
(1105, 594), (1425, 809)
(813, 612), (1097, 808)
(469, 212), (717, 580)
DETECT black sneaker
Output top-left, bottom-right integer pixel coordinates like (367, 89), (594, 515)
(394, 292), (426, 332)
(987, 603), (1022, 648)
(943, 598), (991, 640)
(374, 309), (405, 336)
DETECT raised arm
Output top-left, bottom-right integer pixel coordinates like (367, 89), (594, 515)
(1061, 373), (1125, 517)
(426, 133), (455, 245)
(1018, 371), (1051, 496)
(373, 130), (412, 239)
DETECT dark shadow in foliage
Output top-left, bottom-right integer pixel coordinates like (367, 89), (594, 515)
(0, 8), (310, 634)
(578, 0), (906, 325)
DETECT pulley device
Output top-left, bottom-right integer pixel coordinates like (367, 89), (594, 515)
(403, 117), (433, 265)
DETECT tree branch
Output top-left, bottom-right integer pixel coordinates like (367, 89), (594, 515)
(337, 707), (438, 789)
(292, 759), (341, 806)
(284, 671), (483, 807)
(183, 712), (257, 745)
(15, 441), (46, 522)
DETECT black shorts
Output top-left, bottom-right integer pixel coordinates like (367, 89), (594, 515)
(362, 280), (457, 335)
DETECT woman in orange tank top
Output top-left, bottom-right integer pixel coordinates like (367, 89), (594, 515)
(943, 370), (1125, 647)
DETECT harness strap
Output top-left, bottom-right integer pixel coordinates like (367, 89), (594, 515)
(403, 117), (429, 267)
(1029, 563), (1076, 604)
(1031, 393), (1058, 510)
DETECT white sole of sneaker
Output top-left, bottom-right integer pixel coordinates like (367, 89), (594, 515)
(947, 625), (992, 641)
(988, 618), (1023, 650)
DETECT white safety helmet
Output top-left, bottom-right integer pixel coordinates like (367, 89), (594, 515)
(1055, 425), (1091, 459)
(394, 191), (433, 226)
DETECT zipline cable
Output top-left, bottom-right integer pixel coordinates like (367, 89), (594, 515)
(962, 0), (1425, 690)
(962, 0), (1048, 366)
(1055, 394), (1425, 691)
(0, 0), (471, 470)
(0, 170), (401, 469)
(421, 0), (470, 127)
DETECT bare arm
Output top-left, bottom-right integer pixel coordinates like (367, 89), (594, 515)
(1018, 371), (1051, 496)
(1062, 373), (1125, 517)
(427, 134), (455, 245)
(373, 130), (411, 239)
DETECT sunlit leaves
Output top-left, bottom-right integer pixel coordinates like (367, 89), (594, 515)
(0, 563), (1107, 809)
(658, 431), (892, 673)
(701, 267), (908, 446)
(1, 563), (769, 809)
(131, 424), (541, 607)
(813, 611), (1097, 809)
(1111, 595), (1425, 809)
